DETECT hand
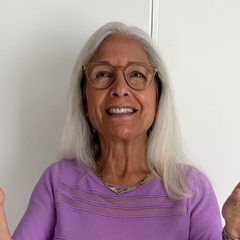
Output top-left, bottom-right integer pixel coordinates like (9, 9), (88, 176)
(222, 182), (240, 239)
(0, 188), (12, 240)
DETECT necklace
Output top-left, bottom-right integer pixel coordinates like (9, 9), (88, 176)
(97, 164), (150, 194)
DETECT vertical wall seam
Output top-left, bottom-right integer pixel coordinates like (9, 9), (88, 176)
(150, 0), (154, 38)
(151, 0), (160, 46)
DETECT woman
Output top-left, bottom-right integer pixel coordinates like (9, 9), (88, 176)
(0, 22), (239, 239)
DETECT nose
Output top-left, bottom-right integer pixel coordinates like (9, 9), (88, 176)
(109, 69), (130, 97)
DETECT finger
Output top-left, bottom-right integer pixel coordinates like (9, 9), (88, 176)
(0, 188), (5, 206)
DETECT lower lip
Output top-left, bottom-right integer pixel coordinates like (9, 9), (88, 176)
(107, 112), (135, 117)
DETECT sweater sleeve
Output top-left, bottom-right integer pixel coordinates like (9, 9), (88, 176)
(188, 171), (222, 240)
(12, 161), (61, 240)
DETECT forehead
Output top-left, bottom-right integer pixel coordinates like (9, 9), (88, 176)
(90, 35), (151, 65)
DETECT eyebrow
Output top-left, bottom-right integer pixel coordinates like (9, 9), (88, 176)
(91, 61), (143, 66)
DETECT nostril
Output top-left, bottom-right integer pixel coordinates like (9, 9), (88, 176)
(111, 92), (128, 97)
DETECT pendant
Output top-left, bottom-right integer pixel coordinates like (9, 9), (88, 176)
(97, 164), (149, 194)
(104, 183), (137, 194)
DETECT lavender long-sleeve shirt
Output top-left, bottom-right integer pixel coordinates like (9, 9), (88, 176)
(13, 159), (222, 239)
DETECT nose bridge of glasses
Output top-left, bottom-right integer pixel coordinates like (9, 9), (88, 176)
(114, 66), (125, 75)
(113, 66), (128, 83)
(109, 66), (133, 93)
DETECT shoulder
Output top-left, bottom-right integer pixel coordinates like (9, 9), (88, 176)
(30, 159), (90, 203)
(41, 159), (88, 185)
(181, 165), (219, 209)
(178, 164), (211, 194)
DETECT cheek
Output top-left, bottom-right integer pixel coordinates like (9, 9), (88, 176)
(85, 87), (97, 119)
(85, 85), (98, 110)
(86, 96), (97, 117)
(145, 89), (157, 116)
(85, 85), (107, 119)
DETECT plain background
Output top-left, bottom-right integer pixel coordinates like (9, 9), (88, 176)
(0, 0), (239, 234)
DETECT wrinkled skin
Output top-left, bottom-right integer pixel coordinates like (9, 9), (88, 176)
(222, 182), (240, 238)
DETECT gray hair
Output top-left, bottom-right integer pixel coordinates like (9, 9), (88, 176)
(61, 22), (203, 199)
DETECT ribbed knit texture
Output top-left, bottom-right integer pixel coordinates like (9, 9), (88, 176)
(13, 159), (222, 240)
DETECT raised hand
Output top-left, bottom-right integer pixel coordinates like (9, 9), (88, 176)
(0, 188), (12, 240)
(222, 183), (240, 239)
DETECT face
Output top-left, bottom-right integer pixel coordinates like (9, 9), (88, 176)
(85, 35), (157, 142)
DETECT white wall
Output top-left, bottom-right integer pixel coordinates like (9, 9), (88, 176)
(0, 0), (153, 233)
(157, 0), (240, 223)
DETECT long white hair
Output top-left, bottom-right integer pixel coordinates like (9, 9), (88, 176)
(61, 22), (204, 199)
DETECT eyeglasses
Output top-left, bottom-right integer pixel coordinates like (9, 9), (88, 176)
(82, 62), (158, 90)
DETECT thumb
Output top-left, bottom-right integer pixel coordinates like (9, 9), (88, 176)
(0, 188), (12, 240)
(222, 182), (240, 223)
(0, 188), (5, 206)
(231, 182), (240, 197)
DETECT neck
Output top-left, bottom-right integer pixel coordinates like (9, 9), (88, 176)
(96, 134), (149, 186)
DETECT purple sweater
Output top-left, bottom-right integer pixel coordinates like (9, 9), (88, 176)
(12, 159), (222, 240)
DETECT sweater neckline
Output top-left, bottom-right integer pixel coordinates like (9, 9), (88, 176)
(85, 165), (159, 190)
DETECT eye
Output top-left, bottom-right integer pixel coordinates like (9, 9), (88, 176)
(133, 72), (144, 78)
(96, 71), (113, 78)
(129, 71), (146, 79)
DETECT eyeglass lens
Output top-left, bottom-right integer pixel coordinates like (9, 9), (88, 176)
(85, 63), (155, 90)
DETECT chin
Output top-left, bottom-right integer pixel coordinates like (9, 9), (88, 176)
(108, 128), (146, 141)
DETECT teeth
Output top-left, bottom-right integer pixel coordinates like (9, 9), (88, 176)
(108, 108), (134, 114)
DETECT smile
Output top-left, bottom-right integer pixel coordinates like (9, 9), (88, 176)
(107, 108), (135, 114)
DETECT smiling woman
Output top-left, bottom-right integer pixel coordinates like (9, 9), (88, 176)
(85, 36), (157, 146)
(0, 21), (239, 240)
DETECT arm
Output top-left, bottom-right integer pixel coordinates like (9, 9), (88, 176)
(0, 188), (12, 240)
(222, 182), (240, 239)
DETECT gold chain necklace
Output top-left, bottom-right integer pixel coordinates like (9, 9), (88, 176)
(97, 164), (150, 194)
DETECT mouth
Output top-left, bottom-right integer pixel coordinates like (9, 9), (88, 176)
(106, 108), (136, 115)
